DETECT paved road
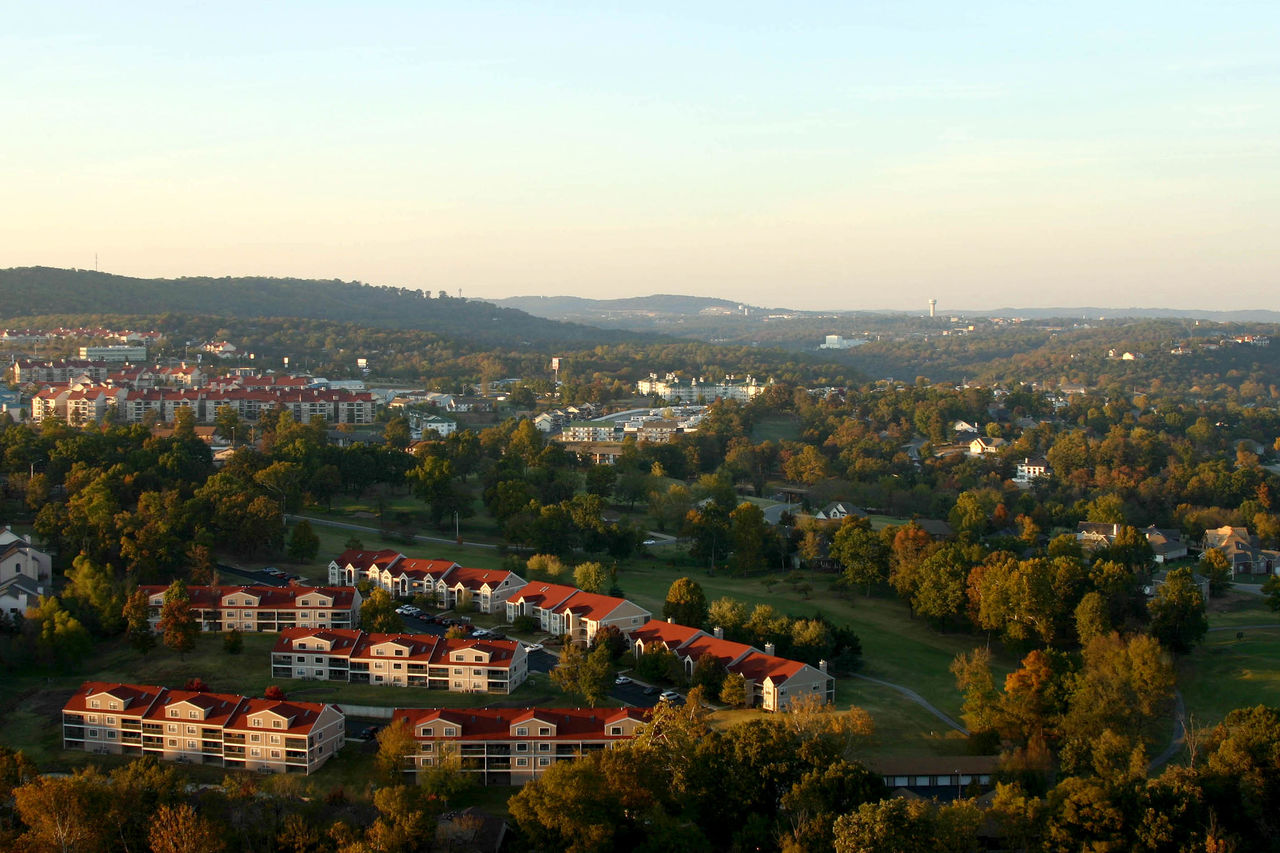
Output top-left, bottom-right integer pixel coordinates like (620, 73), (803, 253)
(849, 672), (969, 735)
(1150, 690), (1187, 771)
(287, 514), (499, 549)
(1207, 623), (1280, 632)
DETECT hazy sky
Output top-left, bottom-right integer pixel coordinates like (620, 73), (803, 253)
(4, 2), (1277, 311)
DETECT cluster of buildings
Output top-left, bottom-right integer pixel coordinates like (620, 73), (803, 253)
(17, 362), (379, 425)
(271, 627), (529, 693)
(636, 372), (771, 403)
(62, 682), (345, 774)
(329, 548), (834, 710)
(0, 528), (53, 617)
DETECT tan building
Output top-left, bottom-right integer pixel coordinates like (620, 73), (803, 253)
(395, 706), (648, 786)
(62, 682), (345, 774)
(139, 584), (361, 632)
(326, 550), (525, 614)
(271, 628), (528, 693)
(627, 620), (835, 710)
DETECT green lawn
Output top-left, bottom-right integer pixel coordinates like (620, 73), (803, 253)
(749, 414), (803, 443)
(1180, 629), (1280, 729)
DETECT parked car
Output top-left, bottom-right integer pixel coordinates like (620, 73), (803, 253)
(615, 676), (632, 685)
(359, 725), (379, 740)
(395, 606), (410, 615)
(659, 690), (681, 703)
(521, 642), (544, 652)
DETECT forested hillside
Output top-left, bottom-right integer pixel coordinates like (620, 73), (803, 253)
(0, 267), (629, 349)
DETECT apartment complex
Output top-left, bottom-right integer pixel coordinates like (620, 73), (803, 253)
(636, 372), (770, 402)
(62, 682), (345, 774)
(504, 582), (651, 644)
(629, 620), (835, 711)
(139, 584), (361, 632)
(394, 706), (648, 785)
(327, 549), (525, 614)
(271, 628), (528, 693)
(31, 383), (377, 425)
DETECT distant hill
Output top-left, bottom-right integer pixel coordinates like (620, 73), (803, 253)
(490, 293), (776, 319)
(0, 267), (634, 349)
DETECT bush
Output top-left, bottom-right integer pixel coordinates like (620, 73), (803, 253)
(513, 614), (539, 633)
(223, 629), (243, 655)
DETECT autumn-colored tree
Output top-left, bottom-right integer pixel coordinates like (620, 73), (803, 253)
(148, 803), (225, 853)
(122, 587), (156, 655)
(375, 716), (417, 784)
(662, 577), (708, 627)
(551, 642), (614, 706)
(157, 579), (197, 659)
(360, 587), (403, 633)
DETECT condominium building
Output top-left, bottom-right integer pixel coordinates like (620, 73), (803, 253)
(628, 620), (835, 711)
(271, 628), (528, 693)
(326, 550), (525, 614)
(505, 583), (651, 643)
(139, 584), (361, 632)
(394, 706), (648, 785)
(62, 682), (345, 774)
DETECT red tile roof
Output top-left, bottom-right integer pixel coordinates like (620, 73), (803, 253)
(728, 651), (808, 685)
(553, 590), (632, 622)
(509, 582), (579, 610)
(393, 707), (647, 741)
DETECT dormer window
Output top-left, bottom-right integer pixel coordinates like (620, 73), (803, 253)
(516, 727), (528, 736)
(109, 702), (119, 710)
(90, 700), (100, 709)
(444, 727), (456, 737)
(252, 718), (262, 727)
(169, 709), (179, 718)
(189, 711), (199, 719)
(273, 720), (282, 728)
(539, 727), (551, 736)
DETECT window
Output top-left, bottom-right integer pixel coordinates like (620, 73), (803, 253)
(90, 699), (100, 709)
(376, 648), (384, 656)
(453, 668), (462, 675)
(516, 743), (528, 752)
(538, 727), (550, 736)
(168, 724), (177, 733)
(610, 726), (622, 736)
(296, 655), (305, 663)
(108, 701), (118, 711)
(444, 727), (456, 737)
(516, 758), (528, 767)
(189, 711), (199, 719)
(271, 735), (280, 744)
(250, 734), (261, 743)
(88, 714), (98, 724)
(314, 657), (323, 663)
(88, 729), (98, 738)
(296, 669), (305, 676)
(538, 757), (549, 766)
(474, 655), (483, 662)
(516, 727), (528, 736)
(537, 743), (550, 752)
(187, 740), (197, 749)
(186, 726), (196, 734)
(271, 750), (280, 758)
(395, 649), (404, 656)
(169, 709), (179, 718)
(273, 720), (282, 729)
(106, 717), (115, 725)
(168, 738), (176, 746)
(252, 719), (262, 727)
(250, 748), (260, 757)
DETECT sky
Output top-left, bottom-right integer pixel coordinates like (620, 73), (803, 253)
(3, 1), (1278, 311)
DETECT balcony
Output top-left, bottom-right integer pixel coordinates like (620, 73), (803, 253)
(223, 733), (246, 745)
(285, 738), (307, 751)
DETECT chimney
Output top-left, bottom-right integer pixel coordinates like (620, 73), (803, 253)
(764, 642), (775, 657)
(713, 627), (723, 639)
(667, 617), (674, 623)
(819, 659), (827, 673)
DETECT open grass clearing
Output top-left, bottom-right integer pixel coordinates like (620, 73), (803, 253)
(1180, 629), (1280, 729)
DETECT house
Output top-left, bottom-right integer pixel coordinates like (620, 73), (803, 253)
(435, 567), (527, 614)
(326, 550), (524, 614)
(0, 575), (44, 618)
(138, 584), (362, 632)
(952, 420), (981, 435)
(1013, 457), (1052, 486)
(1202, 526), (1280, 576)
(0, 528), (53, 589)
(967, 436), (1006, 456)
(270, 628), (528, 693)
(394, 706), (648, 786)
(1142, 526), (1188, 564)
(62, 682), (345, 774)
(814, 502), (867, 521)
(914, 519), (955, 540)
(407, 411), (457, 439)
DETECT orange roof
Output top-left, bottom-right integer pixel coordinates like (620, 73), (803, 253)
(510, 582), (579, 610)
(554, 590), (632, 622)
(393, 707), (647, 741)
(63, 682), (166, 714)
(627, 620), (705, 648)
(677, 634), (755, 668)
(446, 566), (519, 590)
(225, 697), (333, 735)
(728, 651), (809, 685)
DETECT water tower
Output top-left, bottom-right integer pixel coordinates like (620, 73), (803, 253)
(928, 299), (937, 318)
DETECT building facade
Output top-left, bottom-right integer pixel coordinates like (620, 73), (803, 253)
(270, 628), (528, 693)
(62, 682), (345, 774)
(139, 584), (361, 632)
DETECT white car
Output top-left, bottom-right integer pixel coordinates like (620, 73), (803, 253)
(395, 606), (410, 615)
(659, 690), (681, 702)
(522, 642), (544, 652)
(615, 675), (632, 685)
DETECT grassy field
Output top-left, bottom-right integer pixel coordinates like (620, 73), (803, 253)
(1180, 630), (1280, 728)
(749, 414), (803, 443)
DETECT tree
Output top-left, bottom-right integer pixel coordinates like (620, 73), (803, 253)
(361, 588), (404, 633)
(122, 587), (156, 655)
(690, 654), (728, 694)
(662, 577), (708, 627)
(30, 596), (93, 669)
(148, 803), (225, 853)
(13, 772), (110, 853)
(375, 716), (417, 784)
(707, 596), (749, 638)
(584, 464), (617, 499)
(830, 519), (889, 595)
(719, 672), (749, 708)
(214, 404), (243, 443)
(1265, 574), (1280, 612)
(223, 628), (243, 654)
(64, 553), (123, 634)
(1199, 548), (1233, 596)
(635, 644), (684, 685)
(729, 502), (769, 574)
(573, 561), (610, 594)
(157, 579), (197, 659)
(526, 553), (567, 579)
(1148, 567), (1208, 654)
(1074, 591), (1111, 644)
(551, 643), (614, 706)
(286, 519), (320, 563)
(263, 685), (286, 700)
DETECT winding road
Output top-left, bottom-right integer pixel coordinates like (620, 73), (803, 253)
(849, 672), (969, 735)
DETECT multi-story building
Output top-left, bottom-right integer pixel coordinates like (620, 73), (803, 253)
(11, 359), (112, 384)
(628, 620), (835, 711)
(503, 582), (580, 632)
(139, 584), (361, 632)
(326, 550), (525, 614)
(636, 372), (770, 403)
(62, 682), (345, 774)
(270, 628), (528, 693)
(394, 706), (648, 785)
(79, 345), (148, 362)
